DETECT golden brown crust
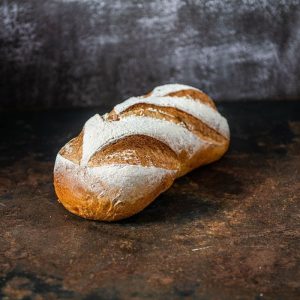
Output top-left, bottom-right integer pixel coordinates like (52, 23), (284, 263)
(59, 131), (83, 164)
(166, 89), (217, 110)
(179, 138), (229, 176)
(143, 88), (216, 109)
(54, 168), (175, 221)
(107, 103), (227, 143)
(89, 134), (180, 171)
(54, 86), (230, 221)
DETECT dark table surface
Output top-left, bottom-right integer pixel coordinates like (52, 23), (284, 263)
(0, 101), (299, 300)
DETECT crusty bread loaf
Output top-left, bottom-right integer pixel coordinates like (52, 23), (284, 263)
(54, 84), (230, 221)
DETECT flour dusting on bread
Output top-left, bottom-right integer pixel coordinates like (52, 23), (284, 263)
(151, 83), (199, 97)
(81, 115), (205, 166)
(55, 154), (175, 204)
(114, 96), (229, 137)
(54, 83), (230, 221)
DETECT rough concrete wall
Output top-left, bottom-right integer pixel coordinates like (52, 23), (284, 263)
(0, 0), (300, 109)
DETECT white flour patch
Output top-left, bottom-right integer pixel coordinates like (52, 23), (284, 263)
(81, 114), (206, 165)
(114, 95), (229, 137)
(55, 154), (175, 204)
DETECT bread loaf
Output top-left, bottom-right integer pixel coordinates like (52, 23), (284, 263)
(54, 84), (230, 221)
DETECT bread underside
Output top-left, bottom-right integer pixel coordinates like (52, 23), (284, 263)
(54, 84), (230, 221)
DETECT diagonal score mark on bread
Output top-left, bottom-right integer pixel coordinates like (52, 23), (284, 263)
(143, 83), (215, 109)
(147, 88), (217, 110)
(59, 131), (83, 164)
(80, 114), (204, 166)
(54, 83), (230, 221)
(107, 104), (226, 144)
(110, 90), (228, 139)
(89, 135), (180, 171)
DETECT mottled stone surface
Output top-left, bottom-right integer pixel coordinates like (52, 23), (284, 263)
(0, 101), (299, 299)
(0, 0), (300, 110)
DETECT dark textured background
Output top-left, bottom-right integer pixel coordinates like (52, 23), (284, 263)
(0, 0), (300, 110)
(1, 102), (300, 299)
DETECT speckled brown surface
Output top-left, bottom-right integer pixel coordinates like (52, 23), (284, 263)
(0, 102), (299, 299)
